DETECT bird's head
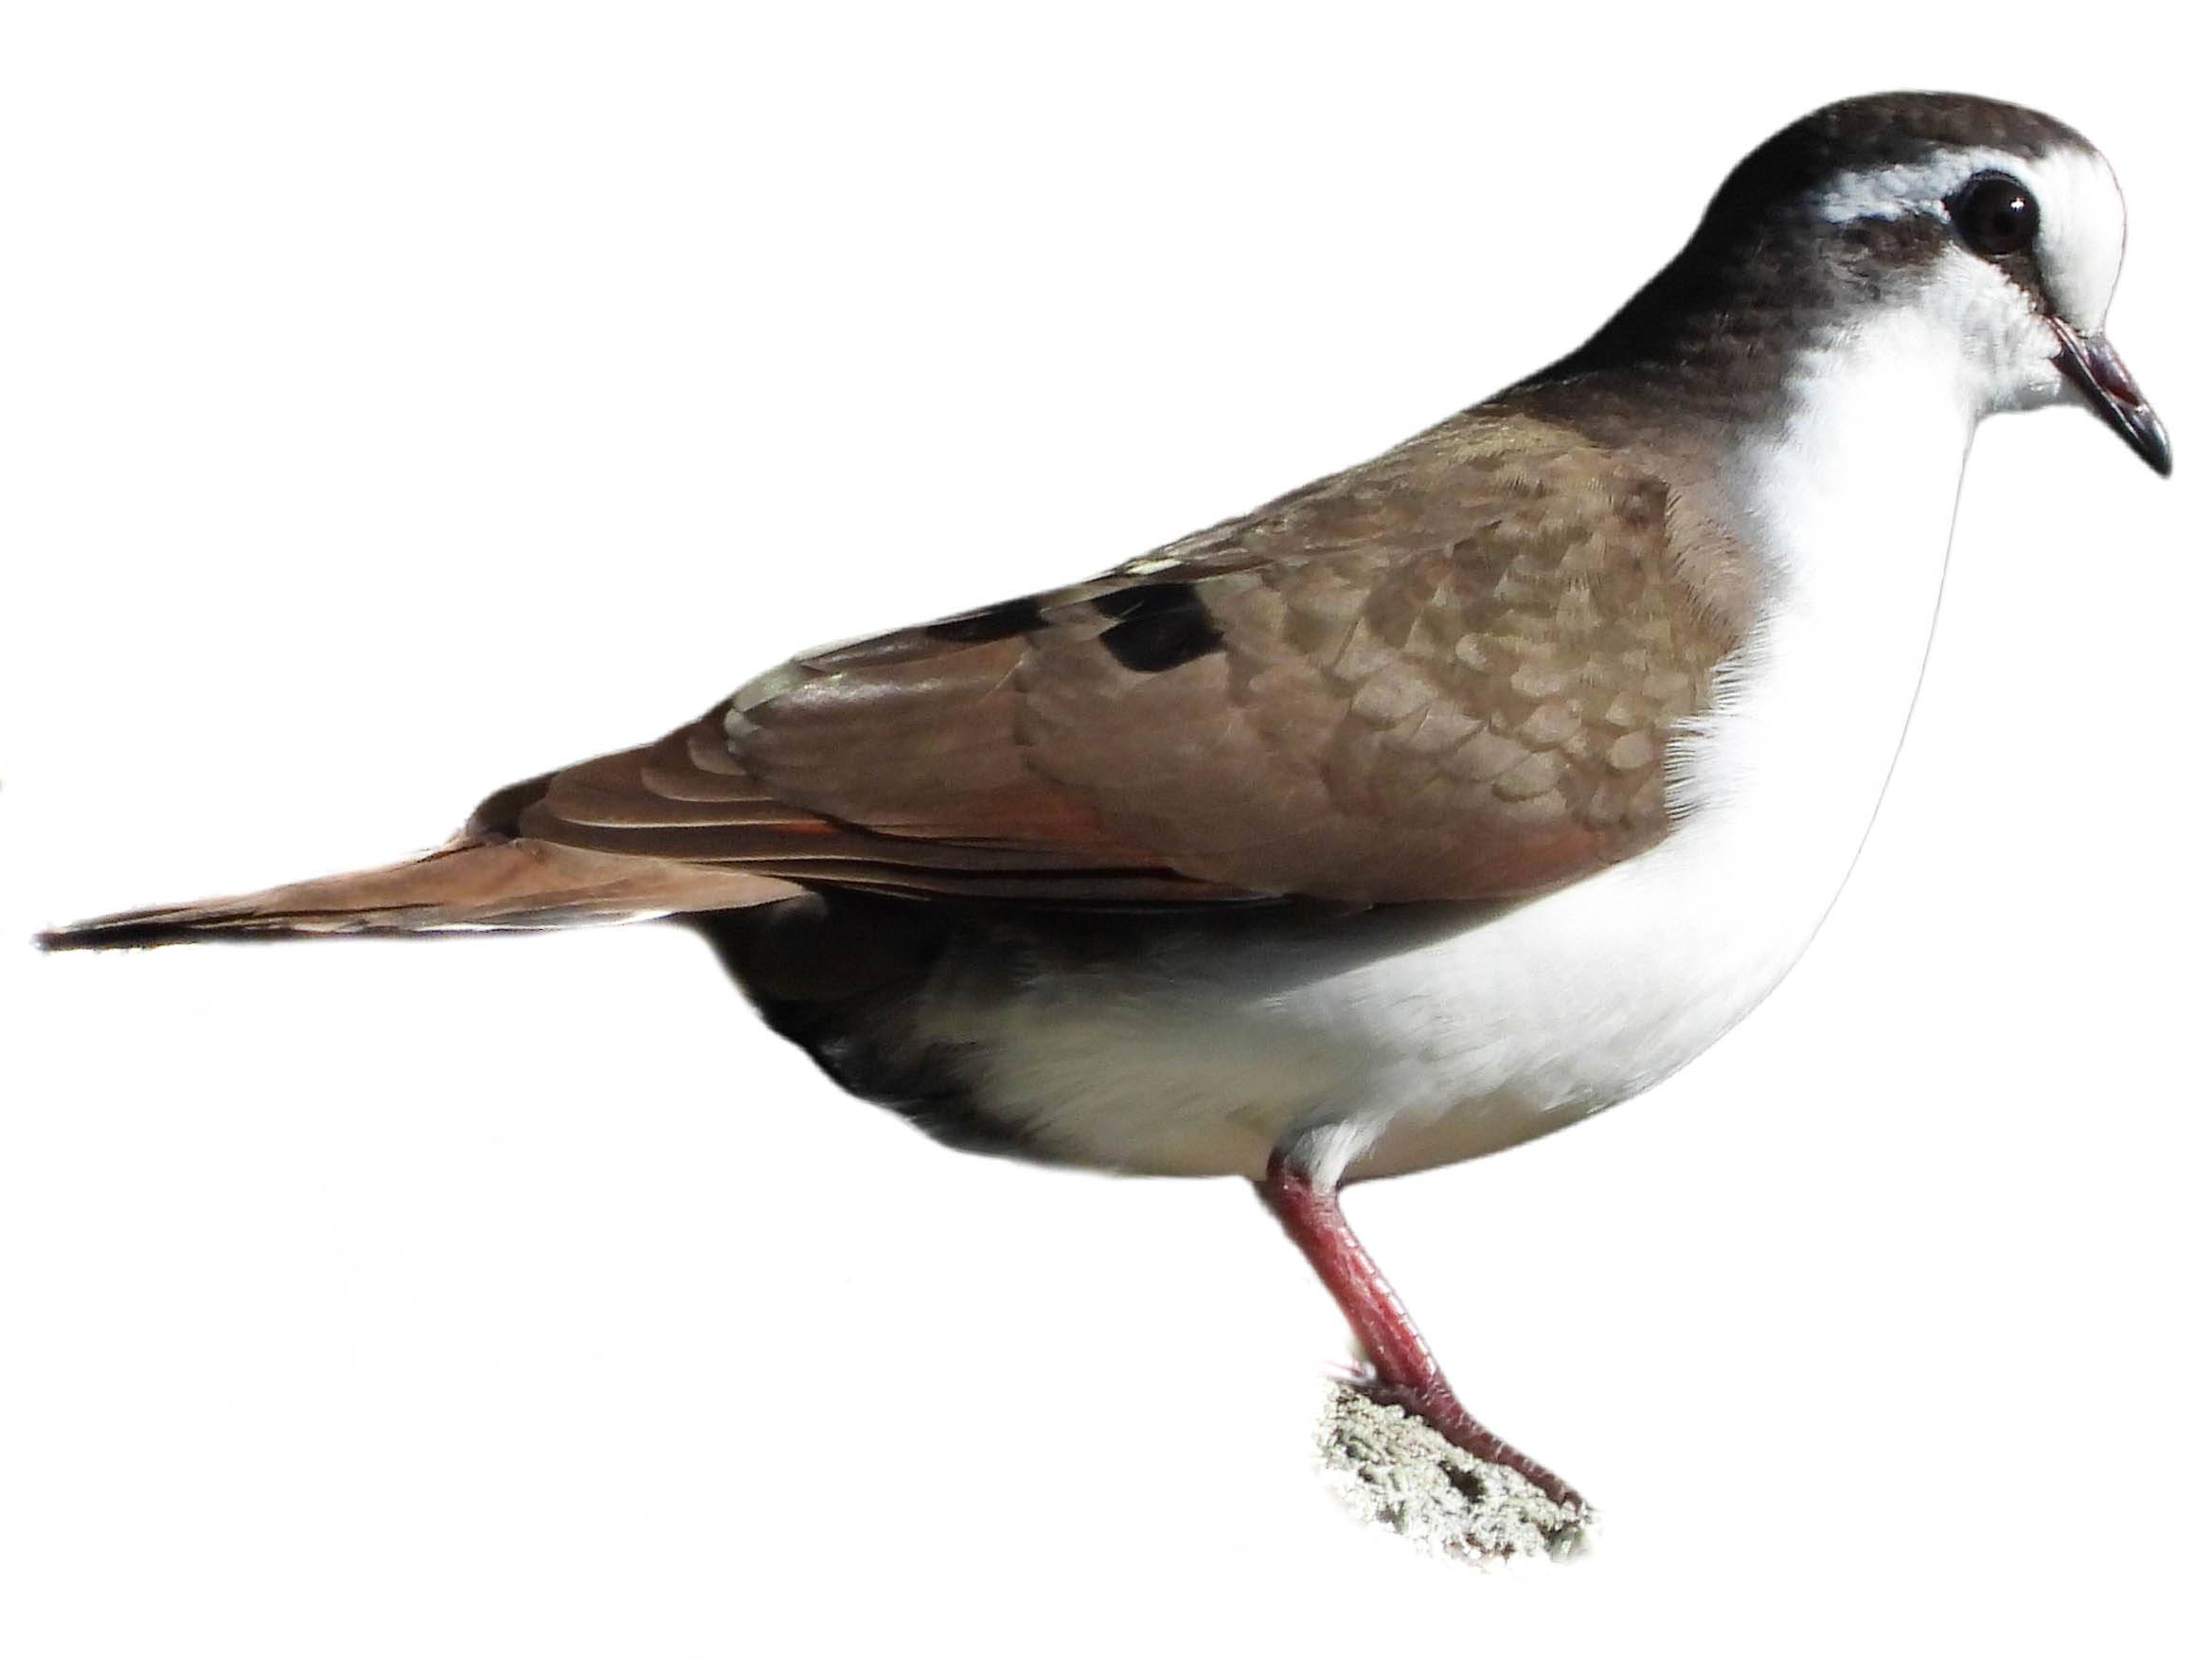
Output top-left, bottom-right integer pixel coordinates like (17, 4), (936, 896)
(1561, 92), (2170, 475)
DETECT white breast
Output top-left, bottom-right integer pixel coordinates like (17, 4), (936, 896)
(946, 315), (1982, 1181)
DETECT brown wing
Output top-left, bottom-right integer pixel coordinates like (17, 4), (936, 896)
(494, 408), (1750, 906)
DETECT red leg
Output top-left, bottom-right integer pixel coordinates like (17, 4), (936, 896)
(1258, 1148), (1584, 1515)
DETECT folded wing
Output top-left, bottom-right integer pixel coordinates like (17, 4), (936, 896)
(501, 410), (1749, 908)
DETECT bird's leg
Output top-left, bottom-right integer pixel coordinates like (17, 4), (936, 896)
(1257, 1147), (1584, 1515)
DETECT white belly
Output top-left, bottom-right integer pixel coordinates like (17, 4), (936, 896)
(938, 335), (1977, 1181)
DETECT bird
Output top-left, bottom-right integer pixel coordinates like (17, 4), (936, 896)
(39, 92), (2170, 1548)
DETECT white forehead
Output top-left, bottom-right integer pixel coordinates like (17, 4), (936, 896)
(1816, 143), (2127, 329)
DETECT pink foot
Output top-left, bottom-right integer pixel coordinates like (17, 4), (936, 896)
(1258, 1149), (1589, 1530)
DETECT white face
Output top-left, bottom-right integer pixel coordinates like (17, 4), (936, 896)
(1817, 144), (2129, 417)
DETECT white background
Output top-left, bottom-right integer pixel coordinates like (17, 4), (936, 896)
(5, 5), (2206, 1655)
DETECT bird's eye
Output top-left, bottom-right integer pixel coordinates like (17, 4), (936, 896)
(1946, 171), (2040, 258)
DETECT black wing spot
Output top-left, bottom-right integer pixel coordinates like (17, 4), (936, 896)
(1093, 582), (1224, 673)
(923, 597), (1048, 644)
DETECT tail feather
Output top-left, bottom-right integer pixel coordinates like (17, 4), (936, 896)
(37, 837), (799, 952)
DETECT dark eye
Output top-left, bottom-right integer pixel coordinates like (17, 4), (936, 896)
(1946, 171), (2040, 258)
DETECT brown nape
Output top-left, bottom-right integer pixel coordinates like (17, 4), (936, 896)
(1523, 92), (2084, 421)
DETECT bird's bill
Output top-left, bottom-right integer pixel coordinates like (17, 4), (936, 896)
(2051, 319), (2172, 476)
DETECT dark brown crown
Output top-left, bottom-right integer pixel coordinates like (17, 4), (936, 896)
(1522, 93), (2094, 422)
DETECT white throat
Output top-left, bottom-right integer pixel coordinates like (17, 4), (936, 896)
(1363, 311), (1989, 1170)
(1689, 306), (1982, 847)
(926, 312), (1998, 1184)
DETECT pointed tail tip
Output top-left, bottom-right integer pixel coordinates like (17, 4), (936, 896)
(33, 921), (97, 953)
(34, 908), (259, 953)
(32, 838), (801, 957)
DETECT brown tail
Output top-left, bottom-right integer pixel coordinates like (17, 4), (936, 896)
(37, 836), (800, 952)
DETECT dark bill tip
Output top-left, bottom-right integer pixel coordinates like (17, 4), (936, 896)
(2051, 320), (2172, 477)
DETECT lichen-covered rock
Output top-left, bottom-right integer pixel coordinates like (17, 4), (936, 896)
(1314, 1382), (1593, 1562)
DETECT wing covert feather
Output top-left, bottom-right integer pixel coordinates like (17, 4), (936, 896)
(504, 409), (1750, 906)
